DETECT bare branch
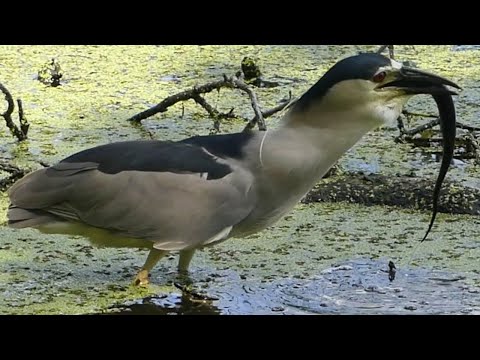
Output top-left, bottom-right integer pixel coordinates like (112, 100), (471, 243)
(231, 76), (266, 131)
(261, 91), (292, 118)
(192, 93), (221, 118)
(244, 91), (292, 131)
(0, 83), (15, 117)
(0, 82), (28, 141)
(402, 110), (439, 119)
(192, 94), (239, 134)
(17, 99), (30, 136)
(126, 79), (231, 123)
(402, 118), (440, 137)
(127, 74), (279, 132)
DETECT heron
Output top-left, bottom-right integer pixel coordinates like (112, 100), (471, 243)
(7, 53), (460, 286)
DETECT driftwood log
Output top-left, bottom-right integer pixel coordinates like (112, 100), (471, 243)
(304, 173), (480, 216)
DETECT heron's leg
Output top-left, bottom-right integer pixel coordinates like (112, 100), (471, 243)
(178, 249), (196, 273)
(134, 248), (168, 287)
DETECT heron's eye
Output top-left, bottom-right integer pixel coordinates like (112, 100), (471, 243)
(373, 71), (387, 83)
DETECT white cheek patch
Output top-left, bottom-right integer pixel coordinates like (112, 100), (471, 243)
(370, 97), (408, 126)
(376, 105), (401, 126)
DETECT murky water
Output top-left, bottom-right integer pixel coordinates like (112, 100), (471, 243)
(108, 258), (480, 315)
(1, 45), (480, 314)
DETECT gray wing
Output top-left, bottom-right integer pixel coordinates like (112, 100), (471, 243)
(8, 140), (256, 251)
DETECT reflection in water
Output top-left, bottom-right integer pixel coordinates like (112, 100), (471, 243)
(108, 292), (222, 315)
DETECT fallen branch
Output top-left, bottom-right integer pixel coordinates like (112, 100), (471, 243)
(402, 118), (440, 137)
(127, 78), (229, 123)
(127, 74), (291, 132)
(304, 172), (480, 216)
(0, 82), (29, 141)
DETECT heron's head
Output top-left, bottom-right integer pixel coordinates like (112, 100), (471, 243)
(292, 53), (461, 127)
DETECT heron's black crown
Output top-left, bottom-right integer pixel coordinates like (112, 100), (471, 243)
(294, 53), (391, 111)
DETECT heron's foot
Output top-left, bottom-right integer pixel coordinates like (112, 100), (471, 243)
(133, 269), (150, 287)
(174, 270), (193, 286)
(173, 281), (218, 301)
(178, 268), (190, 276)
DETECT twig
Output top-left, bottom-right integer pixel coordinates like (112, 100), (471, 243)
(244, 91), (292, 131)
(402, 110), (439, 119)
(192, 93), (237, 133)
(17, 99), (30, 136)
(396, 116), (480, 164)
(262, 91), (293, 118)
(231, 76), (266, 131)
(191, 93), (222, 119)
(402, 118), (440, 137)
(399, 111), (480, 137)
(0, 82), (28, 141)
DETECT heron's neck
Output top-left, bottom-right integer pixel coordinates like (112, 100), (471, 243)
(266, 105), (382, 176)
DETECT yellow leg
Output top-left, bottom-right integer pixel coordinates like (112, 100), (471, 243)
(178, 249), (196, 273)
(133, 248), (168, 287)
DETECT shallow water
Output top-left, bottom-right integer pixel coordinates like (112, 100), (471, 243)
(109, 258), (480, 315)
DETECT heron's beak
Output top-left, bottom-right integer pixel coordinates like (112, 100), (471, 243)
(378, 67), (462, 95)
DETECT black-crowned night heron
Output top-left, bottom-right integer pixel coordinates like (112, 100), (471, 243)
(7, 53), (460, 286)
